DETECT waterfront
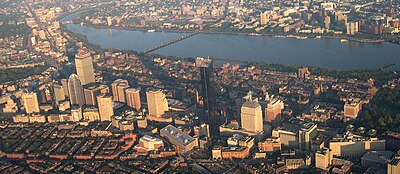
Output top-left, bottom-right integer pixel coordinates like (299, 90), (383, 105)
(66, 23), (400, 70)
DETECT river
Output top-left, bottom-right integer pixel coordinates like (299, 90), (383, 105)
(64, 17), (400, 70)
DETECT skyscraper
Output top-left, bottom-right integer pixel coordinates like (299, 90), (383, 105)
(111, 79), (129, 103)
(68, 74), (85, 107)
(53, 84), (65, 104)
(22, 92), (40, 114)
(75, 50), (95, 85)
(241, 100), (263, 132)
(146, 89), (168, 117)
(126, 88), (141, 111)
(199, 59), (219, 138)
(60, 79), (69, 97)
(97, 94), (114, 121)
(83, 83), (109, 106)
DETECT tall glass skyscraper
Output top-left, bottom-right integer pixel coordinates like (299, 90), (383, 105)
(200, 59), (219, 139)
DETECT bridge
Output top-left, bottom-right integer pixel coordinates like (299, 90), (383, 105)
(142, 32), (199, 54)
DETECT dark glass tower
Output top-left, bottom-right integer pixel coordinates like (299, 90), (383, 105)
(200, 59), (219, 139)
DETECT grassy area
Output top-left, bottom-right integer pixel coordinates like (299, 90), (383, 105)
(0, 65), (49, 83)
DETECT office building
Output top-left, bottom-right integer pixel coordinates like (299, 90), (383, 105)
(160, 125), (196, 153)
(146, 89), (168, 117)
(97, 94), (114, 121)
(388, 155), (400, 174)
(111, 79), (129, 103)
(258, 138), (281, 152)
(344, 101), (362, 118)
(68, 74), (85, 107)
(346, 21), (359, 35)
(60, 79), (69, 97)
(297, 67), (311, 79)
(241, 100), (263, 132)
(315, 147), (333, 170)
(22, 92), (40, 114)
(199, 58), (219, 138)
(126, 88), (141, 110)
(265, 99), (284, 122)
(329, 132), (385, 157)
(361, 151), (395, 167)
(298, 123), (318, 151)
(75, 50), (95, 85)
(83, 83), (108, 106)
(260, 12), (268, 25)
(53, 84), (65, 104)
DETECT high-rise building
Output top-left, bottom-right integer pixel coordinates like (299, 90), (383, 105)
(61, 79), (69, 97)
(346, 21), (359, 35)
(241, 100), (263, 132)
(324, 16), (331, 29)
(388, 155), (400, 174)
(68, 74), (85, 107)
(200, 59), (219, 138)
(75, 50), (95, 85)
(53, 84), (65, 104)
(83, 83), (109, 106)
(126, 88), (141, 110)
(107, 16), (113, 26)
(260, 12), (268, 25)
(146, 89), (168, 117)
(265, 99), (284, 122)
(297, 67), (311, 79)
(97, 94), (114, 121)
(298, 123), (318, 151)
(111, 79), (129, 103)
(22, 92), (40, 114)
(315, 147), (333, 170)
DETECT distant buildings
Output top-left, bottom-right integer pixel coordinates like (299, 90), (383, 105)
(146, 89), (168, 117)
(75, 50), (95, 85)
(346, 21), (359, 35)
(297, 67), (311, 79)
(22, 92), (40, 114)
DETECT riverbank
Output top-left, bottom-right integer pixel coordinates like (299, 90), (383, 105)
(67, 20), (385, 43)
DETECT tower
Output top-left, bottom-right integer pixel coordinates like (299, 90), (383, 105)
(126, 88), (141, 111)
(68, 74), (85, 107)
(53, 84), (65, 104)
(199, 59), (219, 138)
(97, 94), (114, 121)
(75, 50), (95, 85)
(111, 79), (129, 103)
(241, 100), (263, 132)
(146, 89), (168, 117)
